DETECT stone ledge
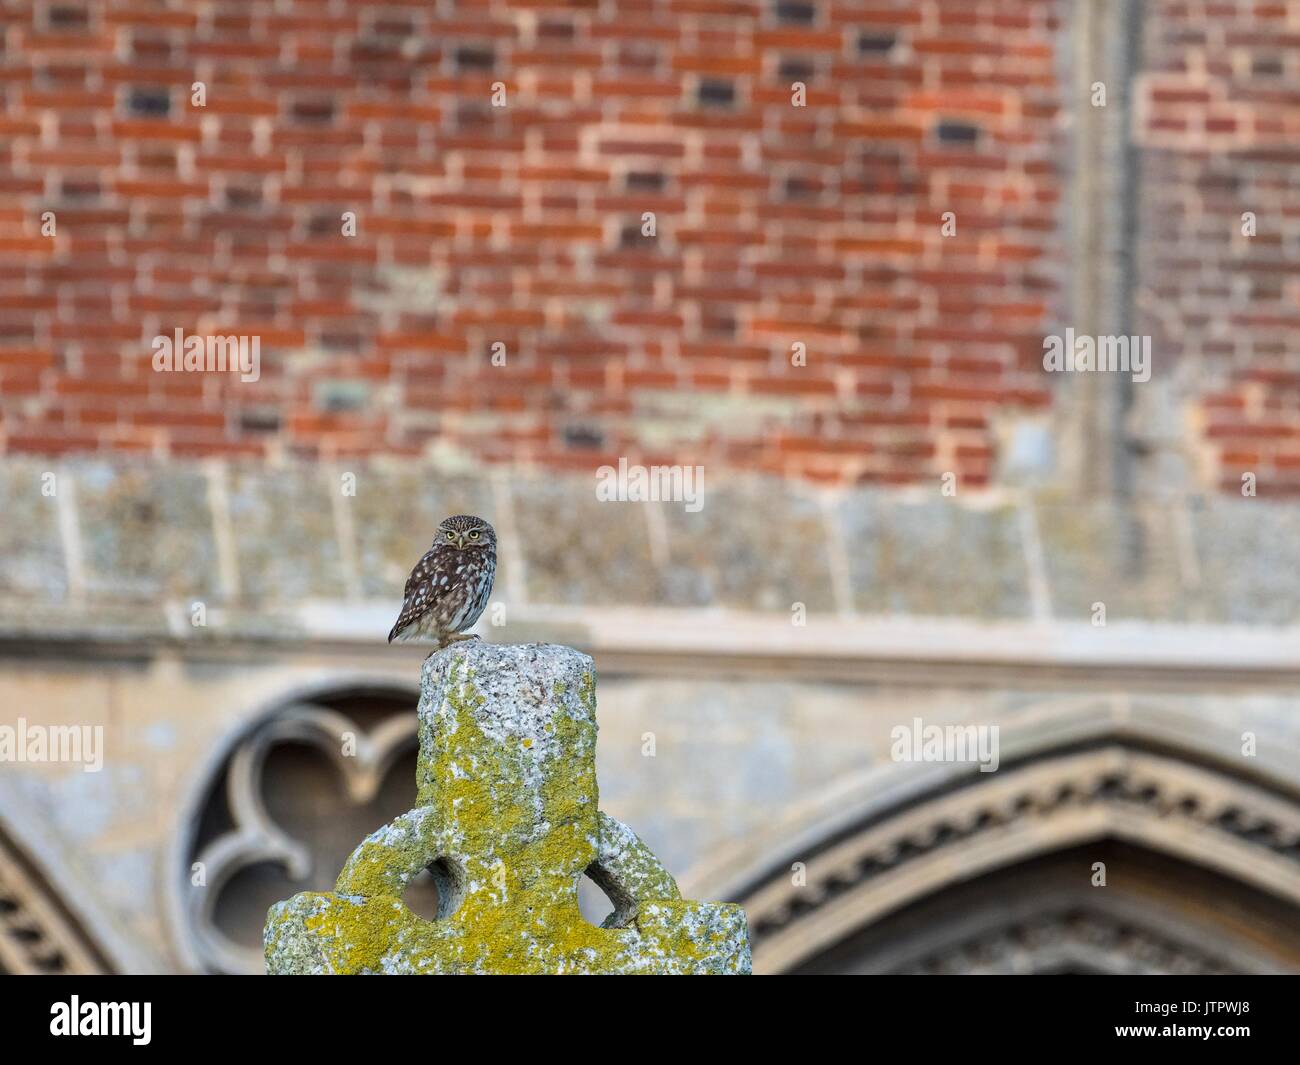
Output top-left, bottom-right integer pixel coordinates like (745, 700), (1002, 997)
(2, 456), (1298, 630)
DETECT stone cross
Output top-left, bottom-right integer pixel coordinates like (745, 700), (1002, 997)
(264, 642), (751, 974)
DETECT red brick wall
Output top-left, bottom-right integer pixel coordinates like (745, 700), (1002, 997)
(5, 1), (1066, 485)
(1134, 0), (1300, 495)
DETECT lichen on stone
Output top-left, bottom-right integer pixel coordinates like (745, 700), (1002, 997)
(265, 641), (751, 975)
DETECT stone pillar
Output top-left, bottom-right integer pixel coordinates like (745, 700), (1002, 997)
(1056, 0), (1186, 506)
(264, 642), (751, 974)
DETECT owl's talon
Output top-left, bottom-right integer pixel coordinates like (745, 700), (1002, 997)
(437, 632), (480, 649)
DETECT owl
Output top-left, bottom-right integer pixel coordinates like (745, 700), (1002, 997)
(388, 515), (497, 650)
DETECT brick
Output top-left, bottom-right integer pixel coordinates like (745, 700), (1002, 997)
(0, 0), (1100, 488)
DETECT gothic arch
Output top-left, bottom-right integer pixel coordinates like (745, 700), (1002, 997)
(0, 818), (114, 974)
(705, 699), (1300, 974)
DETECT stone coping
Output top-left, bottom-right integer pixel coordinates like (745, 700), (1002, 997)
(0, 456), (1296, 639)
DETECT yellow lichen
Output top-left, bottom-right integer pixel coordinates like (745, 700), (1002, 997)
(265, 644), (751, 975)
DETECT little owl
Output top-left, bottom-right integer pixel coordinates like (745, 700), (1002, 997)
(388, 515), (497, 650)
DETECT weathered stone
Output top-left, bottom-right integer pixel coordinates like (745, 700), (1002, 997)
(660, 474), (836, 611)
(1034, 499), (1188, 622)
(350, 466), (495, 598)
(226, 465), (345, 602)
(839, 491), (1031, 618)
(0, 601), (170, 640)
(1189, 498), (1300, 626)
(512, 477), (659, 606)
(264, 642), (751, 974)
(77, 461), (219, 601)
(0, 460), (66, 599)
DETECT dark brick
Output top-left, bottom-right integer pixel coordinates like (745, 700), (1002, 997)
(126, 87), (171, 118)
(696, 79), (736, 108)
(857, 32), (897, 54)
(936, 120), (980, 144)
(774, 1), (816, 26)
(455, 46), (496, 71)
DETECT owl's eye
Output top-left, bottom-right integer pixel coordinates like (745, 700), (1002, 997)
(468, 530), (480, 540)
(445, 531), (456, 541)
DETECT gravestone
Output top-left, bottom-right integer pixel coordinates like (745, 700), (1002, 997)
(264, 641), (751, 974)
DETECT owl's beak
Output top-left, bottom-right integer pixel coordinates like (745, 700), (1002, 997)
(455, 533), (467, 549)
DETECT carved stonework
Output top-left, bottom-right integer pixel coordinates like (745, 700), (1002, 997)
(731, 742), (1300, 974)
(265, 643), (752, 974)
(0, 830), (110, 974)
(180, 687), (429, 974)
(909, 910), (1226, 975)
